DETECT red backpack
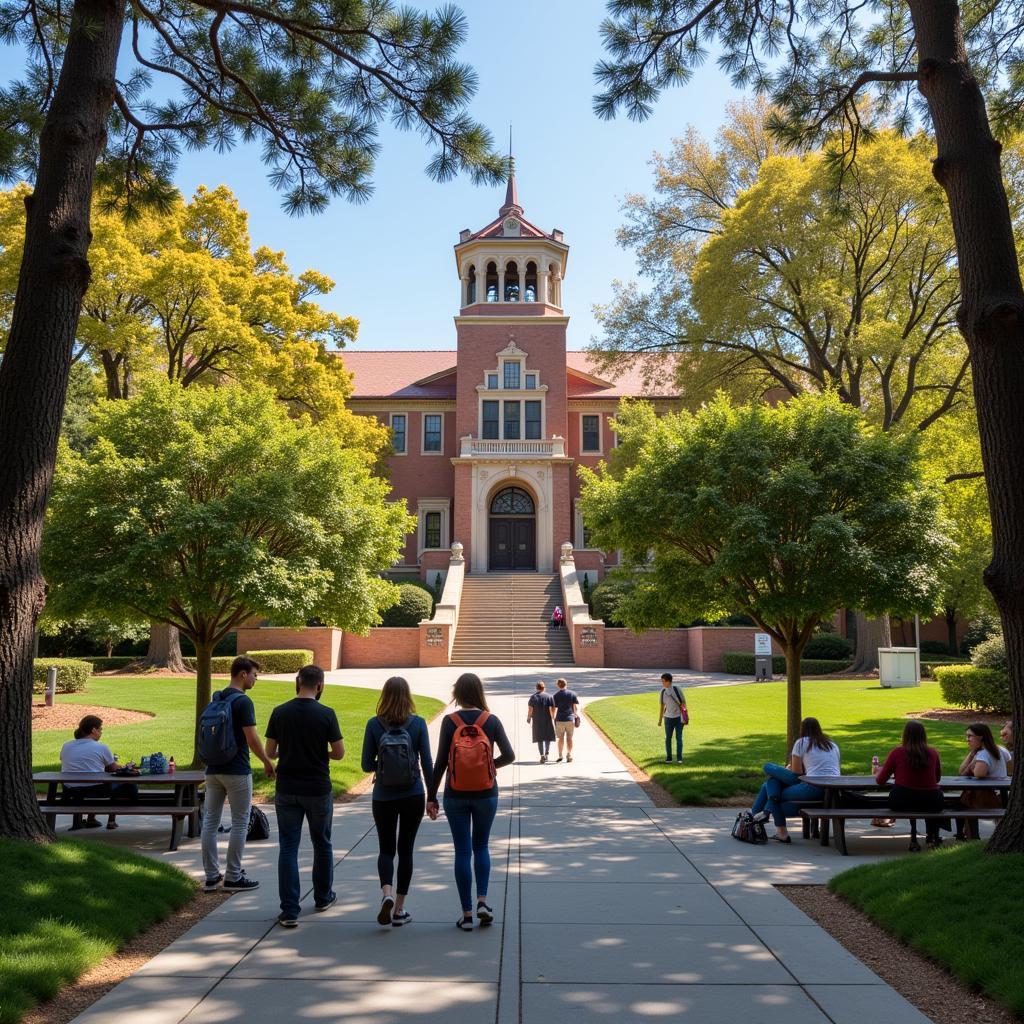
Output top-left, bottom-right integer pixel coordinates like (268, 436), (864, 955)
(447, 711), (496, 791)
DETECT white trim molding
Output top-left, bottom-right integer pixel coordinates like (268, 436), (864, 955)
(579, 411), (603, 455)
(417, 498), (451, 556)
(421, 411), (445, 455)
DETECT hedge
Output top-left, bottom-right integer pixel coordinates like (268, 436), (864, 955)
(32, 659), (91, 693)
(380, 584), (433, 627)
(803, 634), (854, 660)
(242, 649), (314, 673)
(83, 655), (139, 672)
(722, 652), (852, 676)
(935, 665), (1011, 714)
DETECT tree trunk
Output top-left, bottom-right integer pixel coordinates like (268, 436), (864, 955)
(908, 0), (1024, 852)
(191, 641), (214, 768)
(850, 612), (891, 673)
(99, 350), (130, 400)
(783, 644), (802, 755)
(143, 622), (187, 673)
(945, 609), (960, 656)
(0, 0), (124, 842)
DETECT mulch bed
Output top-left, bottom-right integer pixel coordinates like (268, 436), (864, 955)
(908, 707), (1008, 727)
(780, 885), (1016, 1024)
(31, 704), (153, 731)
(20, 888), (233, 1024)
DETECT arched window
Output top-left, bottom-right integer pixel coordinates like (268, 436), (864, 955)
(504, 261), (520, 302)
(490, 487), (535, 515)
(486, 261), (498, 302)
(466, 265), (477, 304)
(524, 261), (538, 302)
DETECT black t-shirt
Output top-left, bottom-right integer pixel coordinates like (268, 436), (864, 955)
(552, 688), (578, 721)
(265, 698), (343, 797)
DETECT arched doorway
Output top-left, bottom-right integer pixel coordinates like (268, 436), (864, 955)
(488, 486), (536, 570)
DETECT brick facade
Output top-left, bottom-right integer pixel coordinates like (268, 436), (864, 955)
(341, 628), (420, 668)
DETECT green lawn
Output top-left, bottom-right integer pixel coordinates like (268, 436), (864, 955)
(586, 678), (973, 805)
(830, 843), (1024, 1013)
(34, 677), (445, 800)
(0, 838), (193, 1024)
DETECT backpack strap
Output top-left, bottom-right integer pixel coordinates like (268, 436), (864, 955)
(674, 686), (685, 707)
(475, 710), (491, 730)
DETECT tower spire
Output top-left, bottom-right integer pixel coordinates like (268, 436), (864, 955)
(500, 123), (522, 216)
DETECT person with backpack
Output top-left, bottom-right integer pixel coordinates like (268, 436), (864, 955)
(200, 656), (275, 893)
(656, 672), (688, 764)
(427, 673), (515, 931)
(264, 664), (345, 927)
(361, 676), (434, 927)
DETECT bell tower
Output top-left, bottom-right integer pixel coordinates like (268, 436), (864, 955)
(450, 167), (573, 573)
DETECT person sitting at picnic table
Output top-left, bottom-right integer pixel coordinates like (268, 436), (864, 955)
(749, 717), (840, 843)
(956, 722), (1011, 839)
(875, 721), (945, 850)
(59, 715), (138, 830)
(550, 606), (564, 630)
(1000, 721), (1014, 775)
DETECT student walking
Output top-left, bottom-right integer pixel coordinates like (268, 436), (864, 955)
(552, 678), (579, 763)
(527, 681), (556, 762)
(200, 656), (275, 892)
(656, 672), (687, 764)
(427, 673), (515, 931)
(361, 676), (434, 927)
(264, 664), (344, 927)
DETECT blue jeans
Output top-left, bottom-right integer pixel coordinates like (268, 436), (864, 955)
(443, 794), (498, 912)
(275, 792), (335, 918)
(751, 763), (823, 828)
(664, 718), (684, 760)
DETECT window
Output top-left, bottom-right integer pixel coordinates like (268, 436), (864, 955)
(487, 373), (498, 390)
(390, 413), (406, 454)
(491, 487), (534, 514)
(503, 361), (521, 389)
(582, 522), (593, 548)
(466, 267), (477, 304)
(525, 400), (542, 440)
(525, 373), (537, 389)
(582, 414), (601, 453)
(425, 511), (441, 549)
(503, 401), (520, 440)
(423, 414), (442, 452)
(482, 401), (499, 439)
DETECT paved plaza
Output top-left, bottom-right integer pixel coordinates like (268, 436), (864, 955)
(70, 667), (936, 1023)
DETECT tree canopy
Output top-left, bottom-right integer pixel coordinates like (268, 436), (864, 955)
(42, 379), (414, 761)
(579, 392), (946, 748)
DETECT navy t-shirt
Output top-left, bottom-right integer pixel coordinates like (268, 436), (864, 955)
(206, 688), (256, 776)
(361, 715), (433, 801)
(552, 688), (578, 721)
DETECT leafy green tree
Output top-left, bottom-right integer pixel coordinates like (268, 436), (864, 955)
(579, 393), (946, 750)
(42, 380), (414, 766)
(592, 0), (1024, 857)
(38, 614), (149, 658)
(0, 0), (501, 840)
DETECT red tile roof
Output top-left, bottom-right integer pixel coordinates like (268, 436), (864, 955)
(339, 350), (678, 400)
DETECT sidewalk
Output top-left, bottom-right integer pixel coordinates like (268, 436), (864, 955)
(69, 670), (933, 1023)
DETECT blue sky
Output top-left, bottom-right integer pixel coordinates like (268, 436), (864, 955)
(7, 1), (744, 350)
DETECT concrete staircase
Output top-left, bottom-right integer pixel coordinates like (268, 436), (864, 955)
(450, 573), (575, 666)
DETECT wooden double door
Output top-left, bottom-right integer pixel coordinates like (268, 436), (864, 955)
(489, 518), (536, 570)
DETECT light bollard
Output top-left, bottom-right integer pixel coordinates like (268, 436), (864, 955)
(44, 666), (57, 707)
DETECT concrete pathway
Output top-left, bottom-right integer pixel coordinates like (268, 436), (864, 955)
(70, 668), (938, 1024)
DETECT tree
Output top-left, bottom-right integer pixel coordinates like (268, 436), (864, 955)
(38, 614), (149, 658)
(579, 393), (946, 751)
(0, 0), (502, 841)
(42, 380), (413, 770)
(594, 2), (1024, 850)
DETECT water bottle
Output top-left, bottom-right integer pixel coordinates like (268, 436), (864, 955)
(871, 755), (880, 775)
(141, 755), (151, 775)
(168, 757), (176, 775)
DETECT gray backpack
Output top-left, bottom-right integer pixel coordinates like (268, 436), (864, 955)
(377, 720), (416, 788)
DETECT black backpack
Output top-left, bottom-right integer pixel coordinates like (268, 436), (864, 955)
(376, 720), (416, 788)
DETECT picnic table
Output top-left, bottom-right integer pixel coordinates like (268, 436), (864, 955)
(35, 770), (204, 851)
(799, 774), (1009, 854)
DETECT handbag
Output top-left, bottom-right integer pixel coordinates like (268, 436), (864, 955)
(574, 715), (581, 728)
(731, 810), (767, 844)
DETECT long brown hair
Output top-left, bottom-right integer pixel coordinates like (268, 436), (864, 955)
(377, 676), (415, 725)
(968, 722), (1001, 759)
(902, 720), (930, 770)
(452, 672), (489, 711)
(799, 717), (834, 752)
(74, 715), (102, 739)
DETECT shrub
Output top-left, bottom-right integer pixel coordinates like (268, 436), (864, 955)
(962, 612), (1001, 654)
(242, 649), (314, 673)
(32, 659), (91, 693)
(919, 639), (950, 655)
(970, 634), (1007, 672)
(590, 578), (634, 628)
(184, 656), (236, 673)
(936, 665), (1011, 714)
(379, 584), (433, 627)
(803, 634), (854, 660)
(721, 652), (851, 675)
(83, 655), (139, 672)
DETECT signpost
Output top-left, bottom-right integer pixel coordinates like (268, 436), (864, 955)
(754, 633), (773, 681)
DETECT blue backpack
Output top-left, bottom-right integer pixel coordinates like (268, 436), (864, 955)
(198, 689), (242, 767)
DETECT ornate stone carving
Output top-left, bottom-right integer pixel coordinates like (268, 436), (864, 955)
(450, 541), (464, 563)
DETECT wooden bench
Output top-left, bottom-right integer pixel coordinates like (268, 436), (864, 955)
(800, 807), (1005, 855)
(40, 801), (201, 851)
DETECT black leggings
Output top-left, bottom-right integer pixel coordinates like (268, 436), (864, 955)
(888, 785), (945, 842)
(372, 795), (425, 895)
